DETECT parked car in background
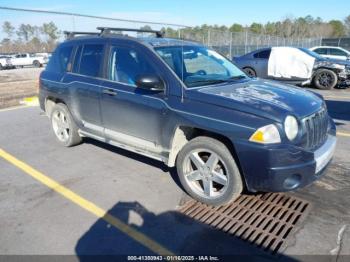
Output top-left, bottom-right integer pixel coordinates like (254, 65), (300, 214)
(39, 28), (336, 206)
(233, 47), (350, 89)
(310, 46), (350, 60)
(11, 53), (48, 68)
(0, 55), (13, 70)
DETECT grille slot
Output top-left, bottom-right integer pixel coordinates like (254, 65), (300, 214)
(303, 108), (328, 150)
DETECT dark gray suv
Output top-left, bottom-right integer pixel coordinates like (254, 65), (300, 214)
(39, 28), (336, 206)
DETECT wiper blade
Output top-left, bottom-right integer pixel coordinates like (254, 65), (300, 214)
(228, 75), (247, 80)
(188, 79), (228, 85)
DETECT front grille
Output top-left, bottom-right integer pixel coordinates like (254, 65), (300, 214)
(303, 108), (329, 150)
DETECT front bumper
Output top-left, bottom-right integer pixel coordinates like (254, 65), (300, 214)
(234, 132), (337, 193)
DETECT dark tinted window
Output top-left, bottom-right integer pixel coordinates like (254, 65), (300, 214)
(46, 45), (73, 73)
(314, 48), (328, 55)
(79, 44), (104, 77)
(108, 46), (157, 86)
(72, 45), (83, 73)
(329, 48), (347, 56)
(253, 49), (271, 59)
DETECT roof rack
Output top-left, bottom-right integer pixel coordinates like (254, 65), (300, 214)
(97, 27), (164, 38)
(63, 31), (100, 39)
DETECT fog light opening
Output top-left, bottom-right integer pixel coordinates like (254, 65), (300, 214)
(283, 174), (301, 190)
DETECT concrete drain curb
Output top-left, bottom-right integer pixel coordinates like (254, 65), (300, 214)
(20, 96), (39, 107)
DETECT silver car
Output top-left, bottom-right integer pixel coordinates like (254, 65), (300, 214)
(233, 47), (350, 89)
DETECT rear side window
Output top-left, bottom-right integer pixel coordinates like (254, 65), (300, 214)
(253, 49), (271, 59)
(72, 45), (83, 73)
(329, 48), (347, 56)
(46, 45), (73, 73)
(78, 44), (104, 77)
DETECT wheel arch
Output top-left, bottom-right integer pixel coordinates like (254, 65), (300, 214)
(45, 96), (67, 118)
(167, 126), (242, 171)
(167, 125), (248, 191)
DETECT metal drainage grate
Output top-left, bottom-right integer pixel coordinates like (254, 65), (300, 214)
(178, 193), (310, 255)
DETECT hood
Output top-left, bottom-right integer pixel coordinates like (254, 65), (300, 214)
(186, 78), (324, 122)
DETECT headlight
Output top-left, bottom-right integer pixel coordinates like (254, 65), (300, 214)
(249, 124), (281, 144)
(333, 64), (345, 70)
(284, 115), (299, 141)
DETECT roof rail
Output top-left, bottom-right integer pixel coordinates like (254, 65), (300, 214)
(63, 31), (100, 39)
(97, 27), (164, 38)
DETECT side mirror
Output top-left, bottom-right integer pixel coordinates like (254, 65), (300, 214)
(135, 75), (165, 91)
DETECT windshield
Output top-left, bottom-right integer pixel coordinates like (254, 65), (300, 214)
(155, 45), (246, 88)
(298, 48), (324, 59)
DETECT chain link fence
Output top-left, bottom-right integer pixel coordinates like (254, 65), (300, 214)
(0, 7), (322, 57)
(179, 29), (322, 58)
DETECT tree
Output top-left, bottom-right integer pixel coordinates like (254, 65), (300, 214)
(329, 20), (346, 37)
(250, 23), (263, 34)
(2, 21), (15, 38)
(41, 22), (60, 42)
(16, 24), (36, 41)
(344, 15), (350, 36)
(229, 23), (243, 33)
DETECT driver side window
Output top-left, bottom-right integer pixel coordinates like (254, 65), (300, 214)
(108, 46), (157, 86)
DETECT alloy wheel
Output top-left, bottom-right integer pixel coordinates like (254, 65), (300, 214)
(182, 149), (229, 199)
(52, 110), (70, 142)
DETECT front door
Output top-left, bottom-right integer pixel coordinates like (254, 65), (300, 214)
(100, 44), (167, 152)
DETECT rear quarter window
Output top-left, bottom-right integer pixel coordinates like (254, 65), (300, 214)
(46, 45), (73, 73)
(253, 49), (271, 59)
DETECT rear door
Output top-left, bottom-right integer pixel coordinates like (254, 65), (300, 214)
(62, 42), (105, 136)
(252, 49), (271, 78)
(99, 43), (168, 152)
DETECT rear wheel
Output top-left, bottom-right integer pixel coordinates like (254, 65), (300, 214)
(243, 67), (257, 77)
(176, 136), (243, 206)
(33, 60), (41, 68)
(50, 103), (82, 147)
(0, 63), (3, 70)
(313, 69), (338, 90)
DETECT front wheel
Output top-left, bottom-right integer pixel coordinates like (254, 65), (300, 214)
(176, 136), (243, 206)
(313, 69), (338, 90)
(243, 67), (257, 78)
(50, 103), (82, 147)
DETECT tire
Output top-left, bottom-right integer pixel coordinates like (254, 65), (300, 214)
(176, 136), (243, 206)
(33, 60), (41, 68)
(0, 63), (3, 70)
(313, 69), (338, 90)
(243, 67), (256, 78)
(50, 103), (82, 147)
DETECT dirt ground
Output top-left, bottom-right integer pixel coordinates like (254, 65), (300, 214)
(0, 67), (43, 108)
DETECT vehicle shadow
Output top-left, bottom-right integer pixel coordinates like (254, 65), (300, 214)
(83, 138), (184, 190)
(75, 201), (298, 261)
(325, 100), (350, 122)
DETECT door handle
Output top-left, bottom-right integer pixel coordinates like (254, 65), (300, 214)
(103, 88), (117, 96)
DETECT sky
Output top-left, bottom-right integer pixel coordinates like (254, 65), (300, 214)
(0, 0), (349, 37)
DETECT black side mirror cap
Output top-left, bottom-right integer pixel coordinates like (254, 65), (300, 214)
(135, 75), (165, 91)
